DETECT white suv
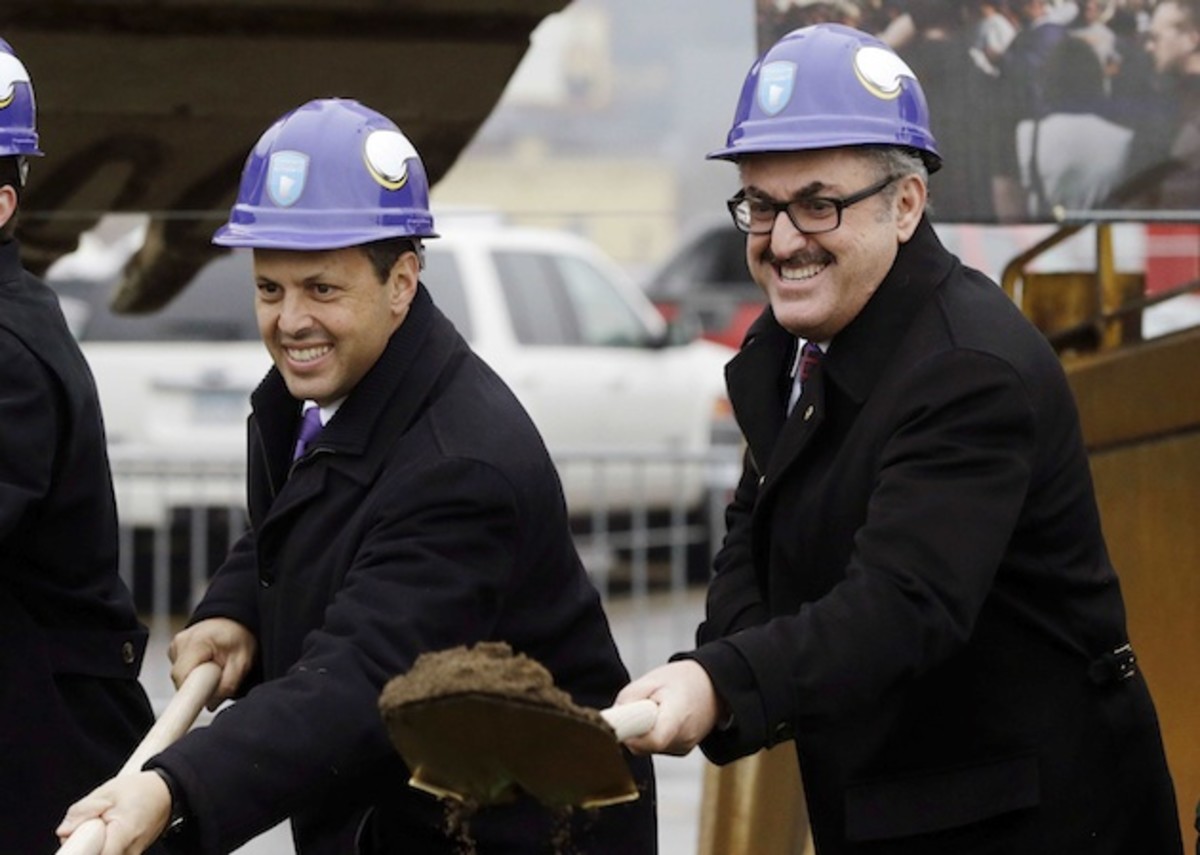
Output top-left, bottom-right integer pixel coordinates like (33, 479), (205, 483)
(52, 224), (739, 561)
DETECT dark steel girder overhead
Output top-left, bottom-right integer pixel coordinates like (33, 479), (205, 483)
(0, 0), (568, 310)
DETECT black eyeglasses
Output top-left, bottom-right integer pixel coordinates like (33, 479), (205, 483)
(726, 174), (901, 236)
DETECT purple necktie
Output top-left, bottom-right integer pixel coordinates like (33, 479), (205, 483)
(292, 407), (324, 461)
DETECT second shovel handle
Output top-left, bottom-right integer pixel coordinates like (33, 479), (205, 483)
(54, 661), (222, 855)
(599, 699), (658, 742)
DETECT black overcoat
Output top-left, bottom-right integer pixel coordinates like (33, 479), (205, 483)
(687, 218), (1181, 854)
(151, 285), (656, 854)
(0, 239), (154, 852)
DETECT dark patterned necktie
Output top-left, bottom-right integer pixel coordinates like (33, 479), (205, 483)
(798, 341), (823, 383)
(787, 341), (824, 416)
(292, 406), (324, 461)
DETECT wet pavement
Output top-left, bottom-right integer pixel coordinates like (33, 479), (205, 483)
(141, 587), (709, 854)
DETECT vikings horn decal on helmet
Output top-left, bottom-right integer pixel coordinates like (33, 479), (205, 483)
(0, 38), (42, 158)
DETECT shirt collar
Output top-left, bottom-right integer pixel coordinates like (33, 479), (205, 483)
(301, 398), (344, 427)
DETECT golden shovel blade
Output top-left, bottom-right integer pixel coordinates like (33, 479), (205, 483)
(383, 692), (642, 810)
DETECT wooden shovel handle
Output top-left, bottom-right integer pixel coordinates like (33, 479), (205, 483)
(600, 699), (658, 742)
(54, 820), (105, 855)
(55, 661), (222, 855)
(119, 661), (221, 775)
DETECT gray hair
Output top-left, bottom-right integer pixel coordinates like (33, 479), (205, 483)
(862, 146), (928, 189)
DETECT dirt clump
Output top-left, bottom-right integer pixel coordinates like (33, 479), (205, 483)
(379, 641), (606, 728)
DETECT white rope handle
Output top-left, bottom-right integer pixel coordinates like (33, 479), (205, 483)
(55, 661), (222, 855)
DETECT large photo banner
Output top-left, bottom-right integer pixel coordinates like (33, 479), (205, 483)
(755, 0), (1199, 225)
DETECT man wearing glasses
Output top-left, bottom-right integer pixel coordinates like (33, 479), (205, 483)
(617, 23), (1182, 854)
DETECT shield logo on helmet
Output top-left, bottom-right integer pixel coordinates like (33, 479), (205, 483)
(756, 61), (796, 116)
(267, 150), (309, 208)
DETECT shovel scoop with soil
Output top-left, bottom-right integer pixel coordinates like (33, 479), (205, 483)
(379, 642), (657, 810)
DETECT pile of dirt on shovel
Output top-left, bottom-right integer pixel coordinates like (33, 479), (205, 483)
(379, 641), (608, 731)
(378, 642), (608, 855)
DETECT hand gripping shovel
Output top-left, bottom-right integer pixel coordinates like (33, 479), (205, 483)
(379, 643), (657, 810)
(55, 661), (222, 855)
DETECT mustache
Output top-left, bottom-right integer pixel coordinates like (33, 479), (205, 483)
(760, 246), (834, 267)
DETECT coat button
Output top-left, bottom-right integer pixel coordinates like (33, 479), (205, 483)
(259, 575), (274, 588)
(758, 475), (766, 487)
(803, 405), (815, 421)
(121, 641), (135, 665)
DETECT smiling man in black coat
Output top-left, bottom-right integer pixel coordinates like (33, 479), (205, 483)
(618, 23), (1182, 854)
(58, 98), (656, 854)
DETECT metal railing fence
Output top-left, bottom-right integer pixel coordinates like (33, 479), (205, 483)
(109, 445), (742, 652)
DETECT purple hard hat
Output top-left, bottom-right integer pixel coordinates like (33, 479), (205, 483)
(708, 24), (941, 172)
(213, 98), (437, 250)
(0, 38), (42, 158)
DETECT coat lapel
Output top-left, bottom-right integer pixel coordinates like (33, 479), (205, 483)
(725, 310), (792, 478)
(761, 364), (827, 495)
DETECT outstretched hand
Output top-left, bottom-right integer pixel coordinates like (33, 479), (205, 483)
(614, 660), (723, 756)
(56, 771), (171, 855)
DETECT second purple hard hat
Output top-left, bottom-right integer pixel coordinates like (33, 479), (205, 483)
(709, 23), (941, 172)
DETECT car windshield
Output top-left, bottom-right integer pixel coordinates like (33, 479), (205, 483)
(53, 254), (260, 342)
(491, 249), (654, 347)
